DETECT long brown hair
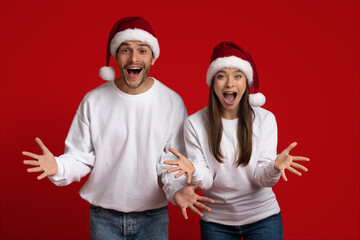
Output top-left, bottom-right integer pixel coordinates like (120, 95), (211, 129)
(207, 78), (254, 167)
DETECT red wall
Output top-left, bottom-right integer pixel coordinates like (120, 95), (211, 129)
(1, 0), (359, 239)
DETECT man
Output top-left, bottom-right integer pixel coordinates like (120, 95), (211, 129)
(22, 16), (211, 240)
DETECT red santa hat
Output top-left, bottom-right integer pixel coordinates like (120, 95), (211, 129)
(206, 41), (265, 107)
(99, 16), (160, 81)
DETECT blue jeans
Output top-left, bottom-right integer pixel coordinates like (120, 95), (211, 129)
(200, 212), (283, 240)
(89, 205), (169, 240)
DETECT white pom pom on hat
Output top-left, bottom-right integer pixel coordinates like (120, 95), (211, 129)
(99, 16), (160, 81)
(206, 41), (266, 107)
(249, 92), (266, 107)
(99, 66), (116, 81)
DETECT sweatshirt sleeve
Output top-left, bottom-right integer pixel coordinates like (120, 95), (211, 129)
(48, 102), (95, 186)
(184, 118), (214, 190)
(157, 99), (188, 204)
(253, 111), (281, 187)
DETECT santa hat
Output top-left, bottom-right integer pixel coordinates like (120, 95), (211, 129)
(99, 16), (160, 81)
(206, 41), (265, 107)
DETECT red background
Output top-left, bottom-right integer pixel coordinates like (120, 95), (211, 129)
(1, 0), (359, 239)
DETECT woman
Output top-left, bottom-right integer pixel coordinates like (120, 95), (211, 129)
(165, 41), (310, 240)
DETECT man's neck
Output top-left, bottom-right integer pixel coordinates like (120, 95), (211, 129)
(114, 77), (154, 95)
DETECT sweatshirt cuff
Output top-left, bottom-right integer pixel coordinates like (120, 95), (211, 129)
(269, 162), (282, 178)
(48, 157), (65, 183)
(192, 168), (200, 179)
(191, 167), (202, 183)
(164, 175), (187, 205)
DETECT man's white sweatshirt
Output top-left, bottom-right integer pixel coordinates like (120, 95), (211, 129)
(49, 79), (188, 212)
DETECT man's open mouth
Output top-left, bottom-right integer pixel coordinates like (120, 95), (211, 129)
(223, 92), (237, 105)
(126, 67), (143, 79)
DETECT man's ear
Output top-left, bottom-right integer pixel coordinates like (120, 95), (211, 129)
(151, 56), (156, 66)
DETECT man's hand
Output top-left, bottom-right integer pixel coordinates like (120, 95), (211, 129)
(173, 185), (214, 220)
(164, 148), (195, 184)
(23, 137), (58, 180)
(274, 142), (310, 182)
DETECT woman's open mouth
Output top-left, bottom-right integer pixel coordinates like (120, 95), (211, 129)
(223, 92), (237, 105)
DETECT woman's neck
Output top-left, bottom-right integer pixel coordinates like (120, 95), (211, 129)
(221, 109), (238, 119)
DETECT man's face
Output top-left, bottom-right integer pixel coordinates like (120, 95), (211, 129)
(115, 41), (155, 91)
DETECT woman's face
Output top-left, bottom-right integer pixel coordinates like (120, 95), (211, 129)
(213, 68), (247, 119)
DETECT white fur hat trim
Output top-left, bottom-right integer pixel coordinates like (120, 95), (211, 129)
(206, 56), (253, 86)
(110, 28), (160, 59)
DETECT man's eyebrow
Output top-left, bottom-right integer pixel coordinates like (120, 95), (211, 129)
(137, 43), (151, 48)
(119, 42), (150, 48)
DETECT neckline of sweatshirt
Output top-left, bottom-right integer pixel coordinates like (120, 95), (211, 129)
(108, 77), (158, 100)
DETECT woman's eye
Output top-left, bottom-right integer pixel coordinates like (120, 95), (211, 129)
(217, 74), (226, 79)
(234, 75), (242, 79)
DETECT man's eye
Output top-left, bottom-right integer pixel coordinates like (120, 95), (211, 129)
(139, 49), (147, 54)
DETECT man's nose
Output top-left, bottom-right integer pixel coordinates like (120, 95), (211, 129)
(130, 51), (139, 63)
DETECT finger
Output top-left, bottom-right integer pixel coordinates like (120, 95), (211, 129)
(37, 172), (47, 180)
(287, 166), (302, 176)
(23, 160), (40, 166)
(181, 207), (188, 220)
(281, 170), (288, 182)
(189, 205), (203, 217)
(194, 202), (211, 212)
(163, 160), (179, 165)
(175, 170), (185, 178)
(291, 162), (308, 172)
(22, 151), (39, 160)
(35, 137), (49, 154)
(285, 142), (297, 153)
(187, 174), (192, 185)
(167, 166), (181, 173)
(293, 156), (310, 161)
(169, 148), (183, 158)
(198, 196), (215, 204)
(27, 167), (43, 173)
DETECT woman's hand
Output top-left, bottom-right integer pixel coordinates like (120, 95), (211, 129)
(274, 142), (310, 181)
(164, 148), (195, 184)
(173, 185), (214, 220)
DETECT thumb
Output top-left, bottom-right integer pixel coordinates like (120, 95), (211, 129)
(187, 174), (192, 185)
(35, 137), (49, 154)
(284, 142), (297, 153)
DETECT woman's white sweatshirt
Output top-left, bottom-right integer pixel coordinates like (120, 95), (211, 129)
(186, 106), (281, 225)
